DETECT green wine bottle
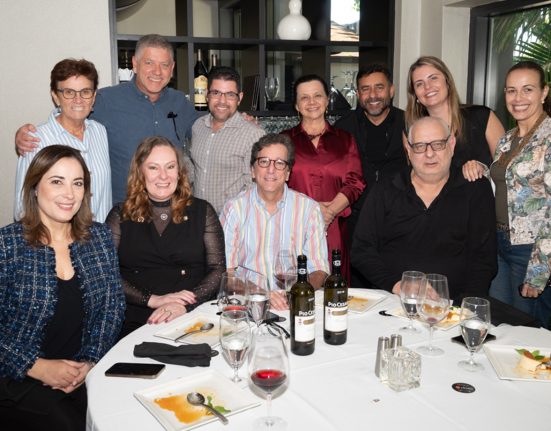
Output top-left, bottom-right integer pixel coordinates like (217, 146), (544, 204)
(290, 255), (315, 355)
(323, 249), (348, 345)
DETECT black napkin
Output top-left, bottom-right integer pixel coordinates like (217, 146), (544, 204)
(133, 342), (212, 367)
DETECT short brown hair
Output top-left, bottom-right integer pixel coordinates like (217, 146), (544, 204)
(123, 136), (192, 223)
(21, 145), (93, 246)
(50, 58), (99, 94)
(250, 133), (295, 169)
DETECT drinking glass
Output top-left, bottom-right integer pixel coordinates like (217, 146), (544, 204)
(249, 327), (289, 430)
(220, 309), (251, 382)
(217, 270), (247, 312)
(416, 273), (450, 356)
(265, 77), (280, 102)
(458, 297), (491, 371)
(245, 269), (270, 326)
(399, 271), (425, 333)
(274, 249), (297, 298)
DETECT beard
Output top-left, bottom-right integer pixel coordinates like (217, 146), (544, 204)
(360, 97), (391, 117)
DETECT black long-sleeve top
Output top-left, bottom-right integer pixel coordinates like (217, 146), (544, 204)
(351, 168), (497, 302)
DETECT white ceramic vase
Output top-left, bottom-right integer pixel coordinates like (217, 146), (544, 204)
(277, 0), (311, 40)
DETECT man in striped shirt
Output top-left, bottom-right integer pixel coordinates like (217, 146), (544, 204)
(220, 133), (329, 310)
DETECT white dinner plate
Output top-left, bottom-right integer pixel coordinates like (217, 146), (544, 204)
(134, 369), (261, 430)
(154, 313), (220, 347)
(484, 344), (551, 382)
(315, 288), (387, 313)
(386, 306), (461, 330)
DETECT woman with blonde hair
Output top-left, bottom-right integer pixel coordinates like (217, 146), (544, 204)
(406, 56), (505, 180)
(106, 136), (225, 336)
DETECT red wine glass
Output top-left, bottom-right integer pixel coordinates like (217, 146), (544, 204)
(248, 327), (289, 430)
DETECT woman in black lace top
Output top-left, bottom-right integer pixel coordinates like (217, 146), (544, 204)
(106, 136), (225, 337)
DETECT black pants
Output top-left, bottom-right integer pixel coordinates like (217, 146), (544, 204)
(0, 377), (87, 431)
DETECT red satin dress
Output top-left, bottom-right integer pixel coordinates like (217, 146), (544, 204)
(281, 122), (365, 282)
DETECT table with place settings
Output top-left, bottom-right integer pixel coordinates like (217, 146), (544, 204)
(86, 290), (551, 431)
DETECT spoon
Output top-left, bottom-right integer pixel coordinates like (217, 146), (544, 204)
(186, 392), (229, 425)
(175, 323), (214, 342)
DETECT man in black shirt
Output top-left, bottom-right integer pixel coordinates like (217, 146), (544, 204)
(335, 64), (408, 288)
(351, 116), (496, 302)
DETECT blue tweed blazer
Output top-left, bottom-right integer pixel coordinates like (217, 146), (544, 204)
(0, 222), (125, 380)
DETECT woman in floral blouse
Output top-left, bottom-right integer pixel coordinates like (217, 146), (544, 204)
(489, 61), (551, 327)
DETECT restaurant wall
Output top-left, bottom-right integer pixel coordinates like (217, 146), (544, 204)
(393, 0), (494, 109)
(0, 0), (113, 226)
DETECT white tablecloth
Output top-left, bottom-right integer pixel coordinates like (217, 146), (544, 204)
(86, 292), (551, 430)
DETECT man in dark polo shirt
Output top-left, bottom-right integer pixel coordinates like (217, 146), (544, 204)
(335, 64), (408, 288)
(351, 116), (497, 302)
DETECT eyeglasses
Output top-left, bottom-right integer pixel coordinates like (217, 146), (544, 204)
(407, 135), (450, 153)
(255, 157), (289, 170)
(56, 88), (95, 99)
(207, 90), (240, 101)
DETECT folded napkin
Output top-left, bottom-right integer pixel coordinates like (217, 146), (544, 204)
(134, 342), (212, 367)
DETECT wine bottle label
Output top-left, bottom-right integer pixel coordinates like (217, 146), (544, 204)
(324, 304), (348, 331)
(194, 75), (208, 105)
(333, 259), (341, 267)
(294, 310), (315, 342)
(298, 268), (307, 275)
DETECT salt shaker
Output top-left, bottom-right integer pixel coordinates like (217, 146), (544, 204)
(374, 336), (390, 378)
(390, 334), (402, 349)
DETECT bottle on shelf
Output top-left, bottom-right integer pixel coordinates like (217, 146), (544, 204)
(194, 49), (208, 111)
(209, 53), (218, 72)
(323, 249), (348, 345)
(290, 255), (315, 356)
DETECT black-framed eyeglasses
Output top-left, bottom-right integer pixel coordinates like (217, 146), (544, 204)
(207, 89), (240, 101)
(407, 135), (450, 153)
(255, 157), (289, 170)
(56, 88), (95, 99)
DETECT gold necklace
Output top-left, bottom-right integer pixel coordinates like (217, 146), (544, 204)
(498, 111), (548, 167)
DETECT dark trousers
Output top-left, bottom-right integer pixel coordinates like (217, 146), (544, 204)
(0, 377), (87, 431)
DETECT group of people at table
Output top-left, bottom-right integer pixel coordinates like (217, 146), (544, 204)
(1, 33), (550, 430)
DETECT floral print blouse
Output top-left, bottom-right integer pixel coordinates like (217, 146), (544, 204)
(493, 115), (551, 290)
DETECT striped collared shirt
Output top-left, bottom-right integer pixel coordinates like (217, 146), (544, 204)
(190, 111), (265, 213)
(220, 184), (329, 282)
(14, 109), (112, 222)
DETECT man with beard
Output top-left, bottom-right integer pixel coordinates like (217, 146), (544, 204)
(190, 66), (265, 213)
(335, 64), (407, 288)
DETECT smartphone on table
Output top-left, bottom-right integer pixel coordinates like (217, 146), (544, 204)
(104, 362), (165, 379)
(451, 334), (496, 346)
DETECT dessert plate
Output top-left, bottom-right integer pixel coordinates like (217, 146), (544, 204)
(155, 313), (220, 347)
(484, 344), (551, 382)
(134, 369), (261, 430)
(315, 288), (387, 313)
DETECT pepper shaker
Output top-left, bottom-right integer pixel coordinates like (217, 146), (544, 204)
(374, 336), (390, 378)
(390, 334), (402, 349)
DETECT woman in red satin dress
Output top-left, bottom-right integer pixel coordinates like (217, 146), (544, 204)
(281, 74), (365, 282)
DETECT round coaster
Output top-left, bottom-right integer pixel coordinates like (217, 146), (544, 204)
(452, 382), (475, 393)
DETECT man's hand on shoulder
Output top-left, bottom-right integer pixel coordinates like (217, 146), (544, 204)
(15, 124), (39, 156)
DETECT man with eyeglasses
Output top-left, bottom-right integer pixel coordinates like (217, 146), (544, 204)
(190, 66), (265, 213)
(351, 116), (497, 302)
(220, 134), (329, 310)
(15, 34), (198, 204)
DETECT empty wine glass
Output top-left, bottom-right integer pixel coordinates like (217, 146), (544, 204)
(244, 269), (270, 326)
(220, 309), (251, 383)
(249, 326), (289, 430)
(399, 271), (425, 333)
(458, 297), (491, 371)
(217, 270), (247, 312)
(417, 273), (450, 356)
(265, 77), (280, 102)
(274, 249), (297, 298)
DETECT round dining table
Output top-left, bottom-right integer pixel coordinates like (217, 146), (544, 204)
(86, 291), (551, 430)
